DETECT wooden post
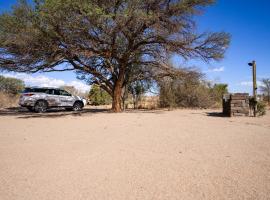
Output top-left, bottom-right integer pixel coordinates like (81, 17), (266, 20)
(249, 61), (257, 117)
(252, 61), (257, 117)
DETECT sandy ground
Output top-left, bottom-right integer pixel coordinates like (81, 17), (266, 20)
(0, 107), (270, 200)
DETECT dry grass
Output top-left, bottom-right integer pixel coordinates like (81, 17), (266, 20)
(0, 92), (19, 108)
(137, 96), (159, 109)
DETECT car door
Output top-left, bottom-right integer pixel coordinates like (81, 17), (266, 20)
(46, 89), (61, 107)
(58, 90), (74, 107)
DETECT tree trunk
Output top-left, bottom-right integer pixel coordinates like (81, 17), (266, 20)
(112, 83), (122, 112)
(112, 71), (125, 112)
(121, 86), (128, 111)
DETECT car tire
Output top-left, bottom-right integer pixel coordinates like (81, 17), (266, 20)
(73, 101), (83, 111)
(34, 100), (48, 113)
(65, 108), (73, 111)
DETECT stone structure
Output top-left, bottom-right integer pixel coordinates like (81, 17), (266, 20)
(223, 93), (250, 117)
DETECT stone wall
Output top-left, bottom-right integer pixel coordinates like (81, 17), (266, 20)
(223, 93), (250, 117)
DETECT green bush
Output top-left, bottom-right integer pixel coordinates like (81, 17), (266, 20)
(88, 84), (112, 105)
(0, 75), (25, 95)
(211, 84), (228, 104)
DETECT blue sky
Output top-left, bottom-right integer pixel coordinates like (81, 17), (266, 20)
(0, 0), (270, 93)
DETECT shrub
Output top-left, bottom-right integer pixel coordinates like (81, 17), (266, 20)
(256, 101), (266, 116)
(0, 92), (20, 108)
(211, 84), (228, 105)
(159, 78), (177, 108)
(260, 78), (270, 104)
(0, 75), (24, 108)
(158, 70), (227, 109)
(128, 80), (150, 109)
(0, 75), (25, 95)
(88, 84), (112, 105)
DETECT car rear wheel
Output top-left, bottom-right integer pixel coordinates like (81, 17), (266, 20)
(34, 100), (48, 113)
(73, 101), (83, 111)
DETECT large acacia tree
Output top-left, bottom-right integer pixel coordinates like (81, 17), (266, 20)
(0, 0), (230, 112)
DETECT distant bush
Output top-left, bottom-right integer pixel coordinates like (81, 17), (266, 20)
(260, 78), (270, 104)
(0, 75), (25, 95)
(128, 80), (150, 109)
(0, 75), (24, 108)
(210, 83), (228, 106)
(256, 101), (266, 116)
(158, 71), (228, 109)
(88, 84), (112, 105)
(0, 92), (20, 108)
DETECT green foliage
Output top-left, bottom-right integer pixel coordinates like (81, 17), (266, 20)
(210, 83), (228, 105)
(212, 84), (228, 97)
(0, 75), (25, 95)
(88, 84), (111, 106)
(127, 80), (150, 109)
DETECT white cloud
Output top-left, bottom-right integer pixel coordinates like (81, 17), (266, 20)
(239, 81), (263, 87)
(240, 81), (253, 86)
(206, 67), (225, 73)
(68, 81), (91, 93)
(1, 72), (90, 93)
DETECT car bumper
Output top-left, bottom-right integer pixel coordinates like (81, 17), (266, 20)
(19, 98), (35, 107)
(82, 99), (87, 107)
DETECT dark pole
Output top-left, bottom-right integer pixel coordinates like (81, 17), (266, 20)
(248, 61), (257, 116)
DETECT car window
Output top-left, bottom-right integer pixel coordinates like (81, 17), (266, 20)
(22, 88), (55, 94)
(49, 89), (54, 94)
(53, 89), (60, 95)
(36, 88), (49, 93)
(23, 88), (45, 93)
(59, 90), (71, 96)
(44, 89), (54, 95)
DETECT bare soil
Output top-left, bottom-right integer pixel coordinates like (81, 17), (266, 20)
(1, 107), (270, 200)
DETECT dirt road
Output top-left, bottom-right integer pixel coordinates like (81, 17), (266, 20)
(1, 108), (270, 200)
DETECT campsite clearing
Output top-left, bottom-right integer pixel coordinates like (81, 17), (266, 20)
(0, 108), (270, 200)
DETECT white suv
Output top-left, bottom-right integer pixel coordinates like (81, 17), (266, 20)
(19, 87), (87, 112)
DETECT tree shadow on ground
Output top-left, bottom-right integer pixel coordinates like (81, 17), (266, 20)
(123, 109), (165, 114)
(0, 107), (166, 119)
(0, 107), (109, 119)
(206, 112), (229, 118)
